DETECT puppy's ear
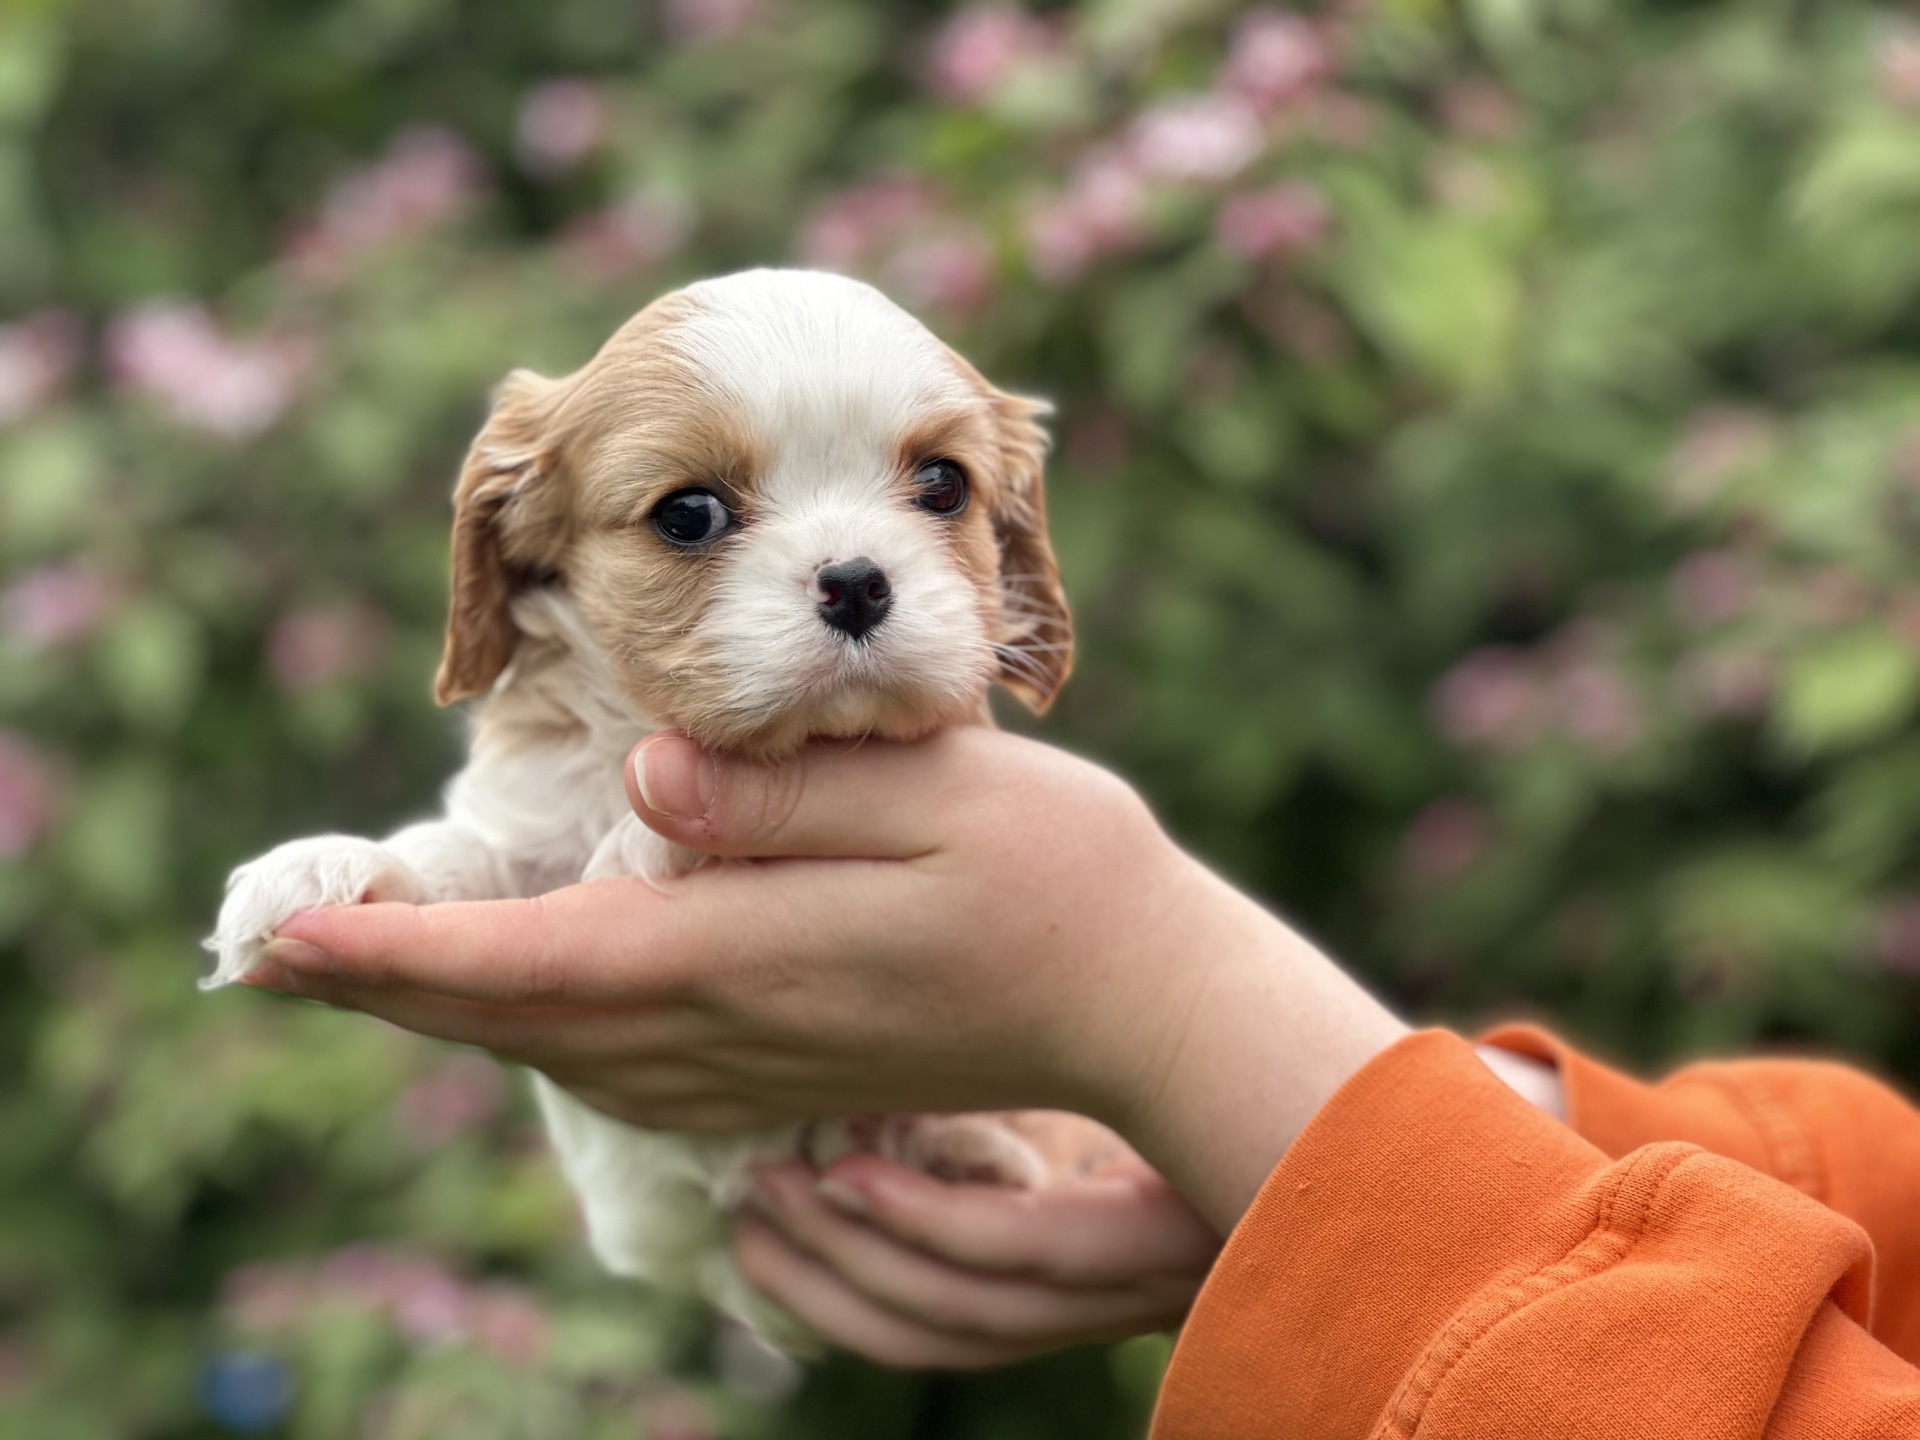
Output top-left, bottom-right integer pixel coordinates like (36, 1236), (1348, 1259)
(434, 369), (569, 706)
(988, 390), (1073, 713)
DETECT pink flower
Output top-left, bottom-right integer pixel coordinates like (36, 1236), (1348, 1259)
(328, 126), (480, 247)
(0, 730), (57, 858)
(1398, 798), (1493, 883)
(926, 7), (1054, 103)
(515, 79), (606, 178)
(1130, 93), (1264, 183)
(106, 301), (308, 439)
(1024, 206), (1095, 286)
(393, 1270), (472, 1345)
(394, 1053), (509, 1148)
(1669, 550), (1753, 628)
(1673, 646), (1775, 719)
(883, 229), (996, 312)
(1432, 648), (1546, 751)
(1215, 181), (1331, 260)
(1551, 659), (1645, 755)
(0, 564), (119, 650)
(1665, 407), (1771, 511)
(221, 1263), (314, 1333)
(286, 126), (484, 279)
(1879, 27), (1920, 111)
(470, 1286), (549, 1365)
(1220, 9), (1331, 115)
(1440, 81), (1521, 142)
(799, 177), (938, 270)
(665, 0), (762, 43)
(0, 310), (81, 425)
(559, 189), (695, 281)
(1875, 901), (1920, 973)
(320, 1244), (472, 1344)
(266, 604), (387, 693)
(1024, 149), (1149, 284)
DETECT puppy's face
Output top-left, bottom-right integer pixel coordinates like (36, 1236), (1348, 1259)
(435, 270), (1070, 755)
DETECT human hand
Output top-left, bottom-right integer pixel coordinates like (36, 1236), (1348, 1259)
(254, 727), (1408, 1230)
(733, 1149), (1219, 1369)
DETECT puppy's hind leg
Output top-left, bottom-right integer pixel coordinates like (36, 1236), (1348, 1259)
(543, 813), (819, 1349)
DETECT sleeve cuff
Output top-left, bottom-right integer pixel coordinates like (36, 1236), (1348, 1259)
(1152, 1030), (1614, 1440)
(1478, 1024), (1778, 1178)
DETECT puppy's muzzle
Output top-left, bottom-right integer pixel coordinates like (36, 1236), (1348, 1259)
(815, 557), (892, 641)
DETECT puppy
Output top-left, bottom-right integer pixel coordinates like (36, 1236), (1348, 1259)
(205, 269), (1119, 1346)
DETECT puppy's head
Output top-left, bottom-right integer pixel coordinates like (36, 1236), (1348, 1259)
(435, 269), (1071, 755)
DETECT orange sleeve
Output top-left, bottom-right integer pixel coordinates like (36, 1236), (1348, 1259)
(1150, 1031), (1920, 1440)
(1484, 1023), (1920, 1363)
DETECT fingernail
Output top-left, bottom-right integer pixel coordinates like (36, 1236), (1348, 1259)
(635, 734), (716, 821)
(817, 1177), (872, 1219)
(243, 961), (293, 990)
(263, 937), (331, 972)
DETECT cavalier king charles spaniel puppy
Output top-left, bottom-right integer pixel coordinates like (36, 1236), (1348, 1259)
(206, 269), (1117, 1346)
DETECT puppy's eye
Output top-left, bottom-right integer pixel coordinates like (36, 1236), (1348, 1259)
(652, 488), (734, 547)
(913, 458), (969, 516)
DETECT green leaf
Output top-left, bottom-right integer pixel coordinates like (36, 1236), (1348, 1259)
(1337, 215), (1521, 396)
(93, 603), (205, 732)
(1776, 627), (1920, 756)
(55, 760), (170, 914)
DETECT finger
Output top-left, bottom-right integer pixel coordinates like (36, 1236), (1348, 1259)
(251, 956), (719, 1060)
(732, 1215), (1033, 1370)
(813, 1155), (1222, 1285)
(265, 856), (932, 1007)
(249, 964), (597, 1055)
(747, 1165), (1190, 1343)
(266, 886), (681, 1004)
(627, 727), (1022, 860)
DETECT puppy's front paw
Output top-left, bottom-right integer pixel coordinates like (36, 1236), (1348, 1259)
(583, 813), (705, 886)
(203, 835), (425, 990)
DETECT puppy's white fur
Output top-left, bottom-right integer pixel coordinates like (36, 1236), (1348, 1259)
(206, 270), (1098, 1348)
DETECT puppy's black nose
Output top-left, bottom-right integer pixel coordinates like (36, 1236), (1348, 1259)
(816, 557), (893, 640)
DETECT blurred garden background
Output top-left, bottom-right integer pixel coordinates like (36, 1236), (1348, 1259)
(4, 0), (1920, 1433)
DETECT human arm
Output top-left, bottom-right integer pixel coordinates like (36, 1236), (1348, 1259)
(249, 730), (1920, 1432)
(253, 726), (1411, 1234)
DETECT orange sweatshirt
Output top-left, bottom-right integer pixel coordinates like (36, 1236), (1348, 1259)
(1151, 1028), (1920, 1439)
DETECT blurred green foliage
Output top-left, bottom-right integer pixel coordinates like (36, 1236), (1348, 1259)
(4, 0), (1920, 1433)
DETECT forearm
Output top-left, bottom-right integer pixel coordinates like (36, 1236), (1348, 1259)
(1102, 857), (1410, 1234)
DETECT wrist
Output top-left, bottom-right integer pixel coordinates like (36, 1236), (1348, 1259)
(1097, 857), (1408, 1234)
(1474, 1045), (1568, 1121)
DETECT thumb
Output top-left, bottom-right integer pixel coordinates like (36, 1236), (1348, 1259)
(626, 730), (964, 860)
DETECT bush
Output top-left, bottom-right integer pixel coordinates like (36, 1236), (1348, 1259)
(4, 0), (1920, 1433)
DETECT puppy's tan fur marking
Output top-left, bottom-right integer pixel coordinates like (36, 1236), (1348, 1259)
(437, 277), (1070, 749)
